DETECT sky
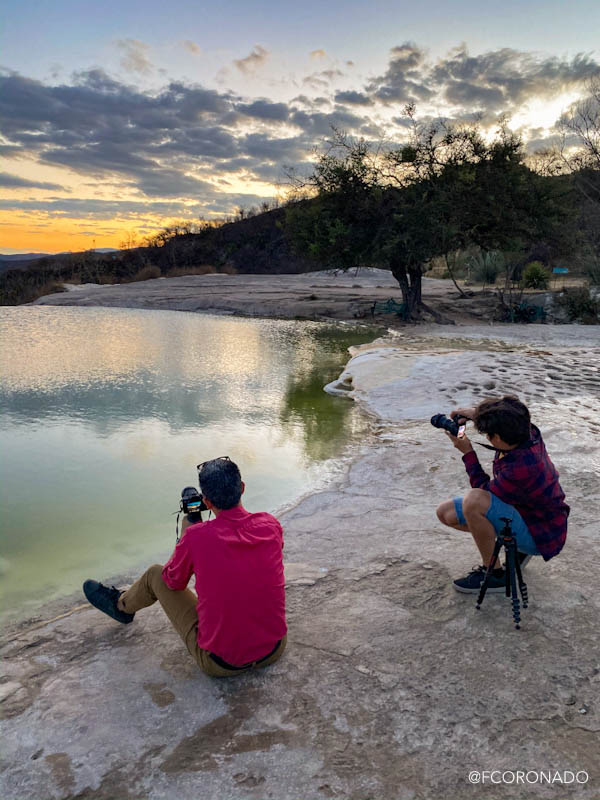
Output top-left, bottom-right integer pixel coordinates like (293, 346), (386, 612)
(1, 0), (599, 254)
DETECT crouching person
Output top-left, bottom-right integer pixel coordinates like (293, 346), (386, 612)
(436, 396), (569, 593)
(83, 457), (287, 677)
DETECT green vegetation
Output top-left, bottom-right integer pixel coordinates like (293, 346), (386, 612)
(555, 287), (600, 324)
(521, 261), (550, 289)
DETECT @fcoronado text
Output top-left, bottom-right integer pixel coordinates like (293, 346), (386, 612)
(468, 770), (589, 785)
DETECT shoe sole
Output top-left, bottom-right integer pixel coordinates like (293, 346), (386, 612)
(453, 584), (506, 594)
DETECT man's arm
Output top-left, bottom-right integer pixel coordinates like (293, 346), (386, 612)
(162, 533), (194, 590)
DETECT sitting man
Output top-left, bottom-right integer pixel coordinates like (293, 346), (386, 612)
(83, 457), (287, 677)
(436, 395), (569, 593)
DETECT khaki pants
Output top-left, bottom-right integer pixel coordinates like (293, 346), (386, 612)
(119, 564), (286, 677)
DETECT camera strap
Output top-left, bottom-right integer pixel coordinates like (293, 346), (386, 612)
(174, 510), (182, 542)
(476, 442), (514, 453)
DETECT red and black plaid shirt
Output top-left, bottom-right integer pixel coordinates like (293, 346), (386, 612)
(462, 425), (569, 560)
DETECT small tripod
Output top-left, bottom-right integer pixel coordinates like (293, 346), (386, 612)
(476, 517), (529, 629)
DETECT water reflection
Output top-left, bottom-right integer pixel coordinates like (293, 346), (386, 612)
(0, 306), (375, 621)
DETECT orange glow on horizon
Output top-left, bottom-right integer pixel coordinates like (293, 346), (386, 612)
(0, 213), (219, 254)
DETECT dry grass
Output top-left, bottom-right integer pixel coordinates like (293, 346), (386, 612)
(164, 264), (217, 278)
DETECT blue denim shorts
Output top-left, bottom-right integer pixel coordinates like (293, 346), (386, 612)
(453, 494), (540, 555)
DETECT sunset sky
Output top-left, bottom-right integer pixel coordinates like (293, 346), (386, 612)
(1, 0), (599, 254)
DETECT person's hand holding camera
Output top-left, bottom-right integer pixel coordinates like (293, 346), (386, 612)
(449, 407), (475, 425)
(445, 429), (474, 454)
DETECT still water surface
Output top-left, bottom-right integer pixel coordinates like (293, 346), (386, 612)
(0, 306), (375, 623)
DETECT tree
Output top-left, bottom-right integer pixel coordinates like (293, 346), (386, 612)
(286, 118), (569, 319)
(559, 78), (600, 181)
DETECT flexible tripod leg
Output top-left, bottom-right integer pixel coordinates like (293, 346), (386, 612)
(515, 555), (528, 609)
(505, 540), (522, 629)
(476, 538), (504, 610)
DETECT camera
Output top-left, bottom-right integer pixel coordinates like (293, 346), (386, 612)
(430, 413), (466, 437)
(180, 486), (208, 522)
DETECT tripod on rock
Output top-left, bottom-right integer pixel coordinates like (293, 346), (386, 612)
(476, 517), (529, 629)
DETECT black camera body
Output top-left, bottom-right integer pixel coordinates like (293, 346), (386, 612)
(430, 413), (466, 437)
(180, 486), (208, 522)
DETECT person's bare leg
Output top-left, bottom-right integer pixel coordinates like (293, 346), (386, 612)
(436, 500), (469, 532)
(461, 489), (501, 569)
(436, 495), (501, 570)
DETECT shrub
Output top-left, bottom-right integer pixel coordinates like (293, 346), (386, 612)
(585, 257), (600, 286)
(127, 265), (162, 282)
(521, 261), (550, 289)
(469, 251), (505, 286)
(555, 287), (600, 324)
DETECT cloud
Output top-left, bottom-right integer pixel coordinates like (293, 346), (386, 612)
(432, 46), (600, 111)
(290, 108), (366, 137)
(2, 42), (599, 229)
(310, 49), (327, 60)
(303, 68), (344, 92)
(366, 42), (600, 116)
(182, 40), (202, 55)
(366, 41), (432, 104)
(115, 39), (153, 76)
(236, 99), (290, 121)
(0, 172), (63, 190)
(234, 45), (269, 75)
(334, 90), (373, 106)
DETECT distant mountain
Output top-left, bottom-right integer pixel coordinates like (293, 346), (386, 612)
(0, 248), (120, 274)
(0, 248), (118, 259)
(0, 252), (52, 261)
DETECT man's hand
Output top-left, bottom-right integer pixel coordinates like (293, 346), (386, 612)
(180, 515), (192, 537)
(445, 431), (474, 454)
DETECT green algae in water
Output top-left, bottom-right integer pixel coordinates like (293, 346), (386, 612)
(0, 307), (377, 622)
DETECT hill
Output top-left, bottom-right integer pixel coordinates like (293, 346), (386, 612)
(0, 210), (317, 305)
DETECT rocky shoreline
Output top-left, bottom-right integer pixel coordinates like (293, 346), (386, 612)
(2, 283), (600, 799)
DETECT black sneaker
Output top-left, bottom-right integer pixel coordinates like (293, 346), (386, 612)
(453, 565), (506, 594)
(83, 580), (134, 624)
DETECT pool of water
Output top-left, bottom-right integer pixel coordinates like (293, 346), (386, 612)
(0, 306), (376, 623)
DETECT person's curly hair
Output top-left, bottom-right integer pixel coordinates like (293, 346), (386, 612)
(473, 395), (531, 445)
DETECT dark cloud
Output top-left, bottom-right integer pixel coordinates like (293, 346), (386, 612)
(334, 90), (373, 106)
(290, 109), (365, 136)
(0, 172), (63, 190)
(0, 192), (275, 218)
(366, 42), (432, 104)
(431, 46), (600, 109)
(366, 43), (600, 115)
(236, 99), (290, 121)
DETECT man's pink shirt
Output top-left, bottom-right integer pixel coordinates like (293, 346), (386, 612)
(162, 505), (287, 666)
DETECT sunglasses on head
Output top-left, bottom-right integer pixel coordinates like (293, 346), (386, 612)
(196, 456), (231, 472)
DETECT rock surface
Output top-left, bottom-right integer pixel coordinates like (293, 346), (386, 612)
(2, 311), (599, 799)
(31, 269), (507, 325)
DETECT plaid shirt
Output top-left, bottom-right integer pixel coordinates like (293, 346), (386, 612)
(462, 425), (569, 560)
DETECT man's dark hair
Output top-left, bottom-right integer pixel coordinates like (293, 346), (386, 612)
(199, 458), (242, 510)
(473, 395), (531, 445)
